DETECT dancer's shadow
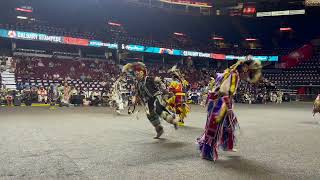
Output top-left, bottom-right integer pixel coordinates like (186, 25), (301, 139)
(145, 139), (189, 149)
(299, 121), (319, 125)
(178, 126), (203, 131)
(214, 155), (285, 179)
(158, 141), (189, 149)
(126, 139), (197, 166)
(112, 113), (129, 117)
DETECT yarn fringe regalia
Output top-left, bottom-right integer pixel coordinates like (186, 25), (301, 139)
(197, 58), (262, 161)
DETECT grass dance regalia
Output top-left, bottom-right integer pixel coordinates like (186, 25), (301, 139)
(197, 58), (262, 161)
(313, 94), (320, 117)
(48, 84), (60, 109)
(111, 75), (126, 114)
(167, 65), (190, 126)
(201, 77), (216, 106)
(122, 62), (178, 138)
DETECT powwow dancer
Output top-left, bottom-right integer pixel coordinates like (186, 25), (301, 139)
(313, 94), (320, 118)
(48, 84), (59, 110)
(201, 77), (216, 107)
(122, 62), (178, 138)
(59, 83), (71, 106)
(127, 83), (141, 121)
(276, 90), (283, 104)
(167, 65), (190, 126)
(127, 84), (137, 114)
(197, 58), (262, 161)
(111, 74), (126, 114)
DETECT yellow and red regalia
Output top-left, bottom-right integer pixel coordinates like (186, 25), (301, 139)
(167, 79), (190, 121)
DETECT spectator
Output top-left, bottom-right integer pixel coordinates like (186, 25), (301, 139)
(80, 61), (86, 68)
(53, 73), (60, 80)
(43, 72), (49, 79)
(37, 86), (48, 103)
(70, 66), (75, 72)
(48, 61), (54, 68)
(61, 83), (71, 105)
(65, 74), (72, 80)
(80, 73), (86, 81)
(37, 60), (45, 67)
(86, 74), (92, 81)
(90, 90), (101, 106)
(83, 98), (91, 106)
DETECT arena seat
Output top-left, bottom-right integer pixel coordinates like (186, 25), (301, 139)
(263, 55), (320, 87)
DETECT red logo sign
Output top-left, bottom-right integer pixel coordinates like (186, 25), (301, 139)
(63, 37), (89, 46)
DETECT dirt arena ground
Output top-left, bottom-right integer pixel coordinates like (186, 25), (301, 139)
(0, 102), (319, 180)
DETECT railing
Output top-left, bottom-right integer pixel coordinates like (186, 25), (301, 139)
(294, 94), (317, 102)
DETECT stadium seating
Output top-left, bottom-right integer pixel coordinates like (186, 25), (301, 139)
(264, 55), (320, 87)
(14, 56), (119, 91)
(13, 55), (217, 92)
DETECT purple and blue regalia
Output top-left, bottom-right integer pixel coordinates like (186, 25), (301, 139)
(197, 68), (240, 161)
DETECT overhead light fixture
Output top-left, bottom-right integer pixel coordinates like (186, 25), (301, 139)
(280, 27), (292, 31)
(108, 22), (121, 27)
(212, 37), (224, 40)
(245, 38), (257, 41)
(159, 0), (212, 8)
(257, 9), (305, 17)
(243, 7), (256, 15)
(174, 32), (184, 36)
(15, 8), (33, 13)
(17, 16), (28, 20)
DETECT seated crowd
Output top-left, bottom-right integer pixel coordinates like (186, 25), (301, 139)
(1, 55), (120, 106)
(0, 55), (294, 106)
(235, 80), (287, 104)
(0, 82), (115, 107)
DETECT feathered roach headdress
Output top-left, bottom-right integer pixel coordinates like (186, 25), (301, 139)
(122, 62), (147, 77)
(168, 65), (181, 78)
(168, 65), (189, 87)
(225, 56), (263, 83)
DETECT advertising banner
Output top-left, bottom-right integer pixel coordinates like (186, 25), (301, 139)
(0, 28), (279, 62)
(89, 40), (104, 47)
(146, 47), (182, 55)
(210, 53), (226, 60)
(226, 55), (278, 61)
(89, 40), (118, 49)
(182, 51), (200, 57)
(106, 43), (118, 49)
(0, 29), (9, 38)
(11, 30), (63, 43)
(182, 51), (211, 58)
(0, 29), (64, 43)
(38, 34), (63, 43)
(122, 44), (145, 52)
(64, 37), (89, 46)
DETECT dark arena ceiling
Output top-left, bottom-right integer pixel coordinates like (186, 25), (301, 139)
(0, 0), (319, 50)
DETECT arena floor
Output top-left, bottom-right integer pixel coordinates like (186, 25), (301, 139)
(0, 103), (319, 180)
